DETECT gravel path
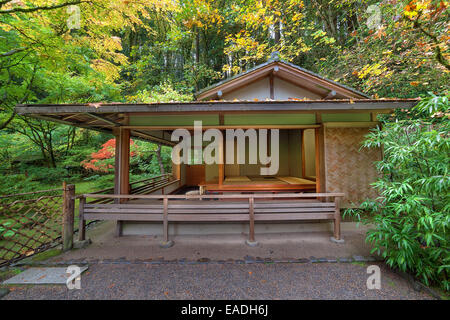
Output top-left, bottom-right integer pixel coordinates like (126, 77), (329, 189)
(2, 262), (433, 300)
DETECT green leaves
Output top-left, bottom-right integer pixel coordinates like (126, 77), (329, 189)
(348, 94), (449, 291)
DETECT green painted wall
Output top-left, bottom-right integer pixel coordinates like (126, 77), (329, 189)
(321, 113), (371, 122)
(129, 112), (371, 126)
(129, 115), (220, 126)
(224, 113), (316, 125)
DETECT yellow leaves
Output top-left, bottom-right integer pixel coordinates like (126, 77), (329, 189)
(404, 0), (436, 18)
(410, 81), (420, 86)
(358, 63), (387, 79)
(292, 12), (303, 22)
(90, 59), (121, 81)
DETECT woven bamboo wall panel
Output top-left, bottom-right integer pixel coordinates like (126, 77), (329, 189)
(324, 127), (380, 207)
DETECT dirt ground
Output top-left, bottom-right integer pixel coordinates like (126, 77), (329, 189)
(49, 221), (374, 263)
(2, 262), (434, 300)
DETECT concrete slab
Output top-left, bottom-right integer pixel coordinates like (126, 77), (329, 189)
(2, 266), (88, 285)
(48, 221), (375, 262)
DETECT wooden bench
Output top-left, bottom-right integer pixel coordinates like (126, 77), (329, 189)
(78, 193), (345, 245)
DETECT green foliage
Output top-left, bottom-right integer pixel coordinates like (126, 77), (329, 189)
(26, 166), (69, 183)
(345, 95), (450, 291)
(126, 81), (193, 103)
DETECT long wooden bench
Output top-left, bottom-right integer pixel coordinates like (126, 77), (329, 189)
(78, 193), (345, 245)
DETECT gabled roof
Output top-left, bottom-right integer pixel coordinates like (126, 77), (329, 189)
(196, 52), (369, 100)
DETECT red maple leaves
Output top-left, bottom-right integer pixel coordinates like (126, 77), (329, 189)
(81, 138), (137, 172)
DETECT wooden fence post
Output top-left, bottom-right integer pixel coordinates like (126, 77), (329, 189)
(62, 182), (75, 251)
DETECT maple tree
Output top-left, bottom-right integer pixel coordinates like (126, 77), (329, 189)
(81, 138), (137, 172)
(320, 0), (449, 97)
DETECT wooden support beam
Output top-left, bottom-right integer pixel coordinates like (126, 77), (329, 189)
(219, 130), (224, 186)
(323, 122), (378, 128)
(301, 130), (306, 178)
(119, 128), (130, 198)
(122, 125), (320, 130)
(114, 127), (130, 237)
(78, 196), (86, 241)
(131, 130), (175, 146)
(370, 112), (378, 122)
(315, 112), (322, 124)
(315, 127), (326, 194)
(84, 113), (119, 126)
(248, 197), (255, 242)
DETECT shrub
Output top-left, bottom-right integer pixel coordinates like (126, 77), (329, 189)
(345, 94), (449, 291)
(26, 166), (69, 183)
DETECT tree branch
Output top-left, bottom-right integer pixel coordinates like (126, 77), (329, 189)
(0, 0), (90, 14)
(0, 47), (28, 57)
(405, 13), (450, 71)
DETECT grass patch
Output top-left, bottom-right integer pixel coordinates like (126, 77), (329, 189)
(351, 261), (366, 267)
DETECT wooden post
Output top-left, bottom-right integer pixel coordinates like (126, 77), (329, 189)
(114, 127), (130, 237)
(163, 197), (169, 242)
(333, 197), (341, 240)
(62, 182), (75, 251)
(314, 128), (321, 193)
(301, 129), (306, 178)
(160, 197), (173, 248)
(246, 197), (257, 246)
(249, 197), (255, 241)
(78, 196), (86, 241)
(218, 130), (224, 185)
(315, 126), (326, 198)
(119, 128), (130, 199)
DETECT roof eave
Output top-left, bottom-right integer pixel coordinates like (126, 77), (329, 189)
(16, 99), (420, 115)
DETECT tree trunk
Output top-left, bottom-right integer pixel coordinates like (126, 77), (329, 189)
(274, 19), (281, 44)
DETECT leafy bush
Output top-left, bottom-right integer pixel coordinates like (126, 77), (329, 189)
(26, 166), (69, 183)
(345, 95), (449, 291)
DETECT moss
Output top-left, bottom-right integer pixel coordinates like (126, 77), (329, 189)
(0, 268), (22, 283)
(351, 261), (366, 267)
(29, 248), (62, 262)
(387, 281), (396, 288)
